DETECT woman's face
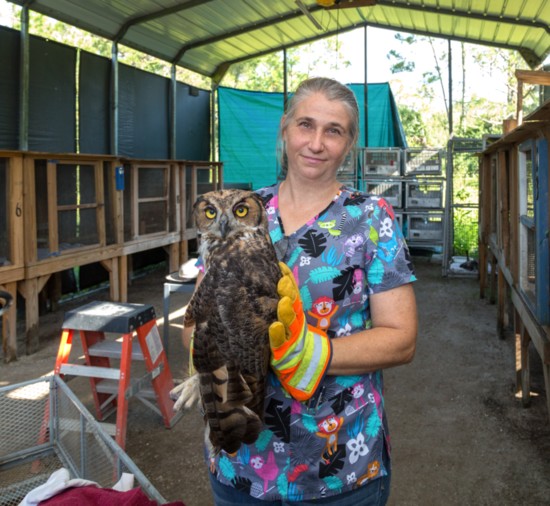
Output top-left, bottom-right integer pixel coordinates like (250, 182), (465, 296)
(282, 92), (352, 182)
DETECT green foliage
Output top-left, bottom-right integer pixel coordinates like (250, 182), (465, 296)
(10, 5), (210, 89)
(397, 106), (427, 146)
(453, 207), (479, 258)
(452, 153), (480, 257)
(387, 49), (415, 73)
(220, 37), (351, 92)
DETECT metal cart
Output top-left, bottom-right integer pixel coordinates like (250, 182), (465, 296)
(0, 375), (166, 505)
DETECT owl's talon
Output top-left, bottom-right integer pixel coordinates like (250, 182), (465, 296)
(170, 374), (201, 411)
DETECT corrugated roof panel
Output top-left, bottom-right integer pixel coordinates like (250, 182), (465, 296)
(7, 0), (550, 79)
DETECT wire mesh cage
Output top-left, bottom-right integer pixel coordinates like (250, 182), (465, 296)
(366, 180), (403, 208)
(123, 162), (172, 241)
(337, 152), (357, 175)
(362, 148), (402, 177)
(0, 158), (8, 266)
(406, 212), (444, 241)
(0, 376), (166, 505)
(394, 211), (403, 231)
(338, 178), (360, 190)
(405, 180), (444, 208)
(404, 148), (442, 175)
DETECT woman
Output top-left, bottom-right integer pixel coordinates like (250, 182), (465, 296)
(184, 77), (417, 505)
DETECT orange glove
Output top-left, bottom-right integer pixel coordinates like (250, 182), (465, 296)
(269, 263), (332, 401)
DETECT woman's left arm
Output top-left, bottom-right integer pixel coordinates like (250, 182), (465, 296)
(329, 283), (417, 375)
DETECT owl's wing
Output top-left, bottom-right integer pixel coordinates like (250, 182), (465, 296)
(188, 254), (278, 378)
(187, 266), (269, 454)
(183, 236), (280, 454)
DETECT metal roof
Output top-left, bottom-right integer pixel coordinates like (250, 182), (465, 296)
(10, 0), (550, 81)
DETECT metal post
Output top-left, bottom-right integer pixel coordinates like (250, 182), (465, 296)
(283, 49), (288, 111)
(363, 25), (368, 148)
(448, 39), (453, 136)
(170, 64), (177, 159)
(211, 83), (218, 162)
(443, 40), (454, 276)
(110, 42), (119, 156)
(18, 5), (29, 151)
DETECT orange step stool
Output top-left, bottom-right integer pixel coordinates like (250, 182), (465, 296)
(54, 301), (181, 449)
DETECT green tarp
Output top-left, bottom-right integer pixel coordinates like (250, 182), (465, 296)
(218, 83), (407, 190)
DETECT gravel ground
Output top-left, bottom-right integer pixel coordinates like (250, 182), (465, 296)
(2, 255), (549, 505)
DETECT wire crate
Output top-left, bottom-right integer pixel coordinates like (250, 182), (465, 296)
(366, 179), (403, 208)
(0, 376), (166, 505)
(337, 154), (357, 175)
(406, 212), (444, 242)
(394, 211), (403, 231)
(405, 180), (443, 208)
(404, 148), (442, 175)
(338, 179), (359, 190)
(362, 148), (402, 177)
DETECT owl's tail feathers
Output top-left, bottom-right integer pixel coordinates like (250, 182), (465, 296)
(201, 365), (263, 455)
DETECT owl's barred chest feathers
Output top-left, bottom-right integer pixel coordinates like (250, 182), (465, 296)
(200, 228), (276, 266)
(182, 189), (281, 455)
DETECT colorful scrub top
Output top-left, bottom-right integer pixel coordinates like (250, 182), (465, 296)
(204, 183), (416, 501)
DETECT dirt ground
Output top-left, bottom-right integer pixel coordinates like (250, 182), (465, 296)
(2, 255), (549, 505)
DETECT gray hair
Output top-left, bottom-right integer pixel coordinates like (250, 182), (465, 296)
(276, 77), (359, 177)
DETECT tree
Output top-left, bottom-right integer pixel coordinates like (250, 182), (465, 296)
(220, 37), (351, 92)
(8, 5), (211, 88)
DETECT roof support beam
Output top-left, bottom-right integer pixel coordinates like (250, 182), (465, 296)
(172, 6), (313, 65)
(114, 0), (216, 42)
(208, 18), (538, 80)
(373, 0), (550, 35)
(175, 0), (550, 65)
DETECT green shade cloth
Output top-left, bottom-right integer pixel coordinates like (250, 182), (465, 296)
(218, 83), (407, 190)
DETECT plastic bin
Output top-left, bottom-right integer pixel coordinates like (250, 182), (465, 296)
(0, 376), (166, 505)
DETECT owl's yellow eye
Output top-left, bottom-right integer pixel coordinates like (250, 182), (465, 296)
(205, 207), (217, 220)
(234, 205), (248, 218)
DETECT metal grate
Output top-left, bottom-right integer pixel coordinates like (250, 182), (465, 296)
(0, 376), (166, 505)
(366, 180), (403, 208)
(404, 149), (442, 175)
(407, 212), (444, 241)
(363, 148), (402, 176)
(405, 181), (443, 208)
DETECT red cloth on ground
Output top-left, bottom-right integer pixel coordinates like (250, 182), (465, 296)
(40, 485), (186, 506)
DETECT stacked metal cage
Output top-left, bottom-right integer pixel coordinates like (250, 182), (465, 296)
(360, 147), (445, 249)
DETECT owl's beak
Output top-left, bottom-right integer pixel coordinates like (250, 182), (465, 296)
(219, 214), (229, 238)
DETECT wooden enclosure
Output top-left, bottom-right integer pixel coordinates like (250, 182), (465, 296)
(0, 151), (222, 361)
(479, 72), (550, 419)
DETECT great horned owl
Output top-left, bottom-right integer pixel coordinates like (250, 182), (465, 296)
(172, 189), (280, 456)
